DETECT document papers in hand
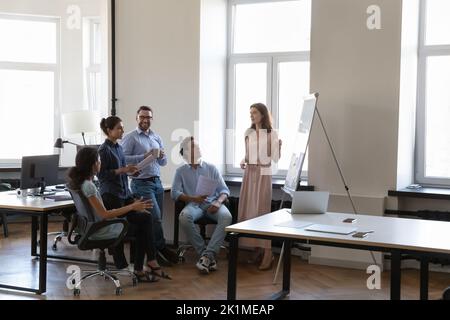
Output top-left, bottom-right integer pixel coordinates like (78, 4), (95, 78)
(137, 154), (155, 171)
(195, 175), (218, 196)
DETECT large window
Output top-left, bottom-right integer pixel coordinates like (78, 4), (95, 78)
(0, 15), (59, 163)
(416, 0), (450, 185)
(83, 17), (102, 112)
(227, 0), (312, 176)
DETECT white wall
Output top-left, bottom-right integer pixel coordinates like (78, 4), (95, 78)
(310, 0), (403, 200)
(115, 0), (201, 186)
(199, 0), (227, 172)
(309, 0), (403, 268)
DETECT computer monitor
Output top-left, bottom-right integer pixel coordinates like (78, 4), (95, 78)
(20, 154), (60, 194)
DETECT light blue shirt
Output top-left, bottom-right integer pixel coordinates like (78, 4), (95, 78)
(171, 160), (230, 205)
(121, 128), (168, 179)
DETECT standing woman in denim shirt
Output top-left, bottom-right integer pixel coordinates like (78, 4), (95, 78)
(97, 116), (171, 281)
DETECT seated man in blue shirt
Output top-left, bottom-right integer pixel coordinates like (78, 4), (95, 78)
(171, 137), (232, 274)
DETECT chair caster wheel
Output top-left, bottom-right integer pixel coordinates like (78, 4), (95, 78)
(52, 244), (58, 251)
(115, 288), (123, 296)
(178, 256), (186, 263)
(73, 288), (80, 296)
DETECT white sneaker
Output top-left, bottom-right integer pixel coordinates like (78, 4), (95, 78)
(208, 259), (218, 272)
(196, 256), (210, 274)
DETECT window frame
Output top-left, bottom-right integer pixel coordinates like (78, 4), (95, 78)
(0, 14), (60, 166)
(226, 0), (311, 178)
(415, 0), (450, 185)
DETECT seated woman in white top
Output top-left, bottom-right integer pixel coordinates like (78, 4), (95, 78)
(67, 147), (170, 282)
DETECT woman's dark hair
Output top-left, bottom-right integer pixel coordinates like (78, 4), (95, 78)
(100, 116), (122, 136)
(67, 147), (99, 190)
(250, 103), (273, 132)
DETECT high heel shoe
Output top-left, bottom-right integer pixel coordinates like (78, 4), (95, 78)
(147, 263), (172, 280)
(258, 255), (274, 271)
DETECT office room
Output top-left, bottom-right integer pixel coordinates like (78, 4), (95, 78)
(0, 0), (450, 308)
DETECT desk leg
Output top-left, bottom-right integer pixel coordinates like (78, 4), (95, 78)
(38, 213), (48, 294)
(31, 216), (38, 257)
(420, 256), (429, 301)
(270, 239), (291, 300)
(283, 240), (292, 294)
(227, 233), (239, 300)
(390, 250), (401, 300)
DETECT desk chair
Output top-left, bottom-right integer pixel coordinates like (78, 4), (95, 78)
(48, 208), (75, 250)
(67, 189), (137, 296)
(173, 199), (235, 262)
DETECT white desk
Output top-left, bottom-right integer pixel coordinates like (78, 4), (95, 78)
(225, 209), (450, 300)
(0, 192), (74, 294)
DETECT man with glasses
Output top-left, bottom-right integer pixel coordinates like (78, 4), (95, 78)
(121, 106), (178, 265)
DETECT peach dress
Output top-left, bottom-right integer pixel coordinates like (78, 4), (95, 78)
(238, 128), (280, 248)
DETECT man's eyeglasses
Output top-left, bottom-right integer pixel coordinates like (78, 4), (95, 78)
(139, 116), (153, 120)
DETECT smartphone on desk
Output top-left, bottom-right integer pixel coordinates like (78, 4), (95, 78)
(352, 231), (373, 238)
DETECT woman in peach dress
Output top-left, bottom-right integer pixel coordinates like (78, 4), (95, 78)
(238, 103), (281, 271)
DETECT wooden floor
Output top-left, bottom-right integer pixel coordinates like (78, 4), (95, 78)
(0, 221), (449, 300)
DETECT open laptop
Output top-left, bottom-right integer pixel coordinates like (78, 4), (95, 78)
(289, 191), (330, 214)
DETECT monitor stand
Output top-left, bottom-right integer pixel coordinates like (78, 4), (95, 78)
(29, 180), (56, 197)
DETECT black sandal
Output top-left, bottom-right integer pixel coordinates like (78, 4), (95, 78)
(134, 271), (159, 283)
(148, 265), (172, 280)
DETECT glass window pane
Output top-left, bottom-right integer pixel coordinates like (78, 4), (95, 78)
(0, 17), (57, 64)
(278, 61), (310, 171)
(234, 62), (267, 167)
(425, 56), (450, 178)
(425, 0), (450, 45)
(0, 70), (55, 159)
(233, 0), (311, 53)
(93, 22), (102, 64)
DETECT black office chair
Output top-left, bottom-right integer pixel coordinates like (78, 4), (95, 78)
(67, 189), (137, 296)
(173, 199), (235, 262)
(47, 208), (76, 251)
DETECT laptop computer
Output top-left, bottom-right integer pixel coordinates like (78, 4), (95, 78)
(289, 191), (330, 214)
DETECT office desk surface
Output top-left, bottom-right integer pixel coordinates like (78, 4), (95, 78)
(0, 192), (74, 211)
(226, 210), (450, 255)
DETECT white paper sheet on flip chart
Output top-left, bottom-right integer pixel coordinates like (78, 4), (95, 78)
(195, 175), (218, 196)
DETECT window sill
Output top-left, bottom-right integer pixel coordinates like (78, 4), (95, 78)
(388, 187), (450, 201)
(223, 175), (313, 190)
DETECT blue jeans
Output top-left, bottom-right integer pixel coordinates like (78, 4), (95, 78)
(179, 202), (232, 260)
(131, 178), (166, 250)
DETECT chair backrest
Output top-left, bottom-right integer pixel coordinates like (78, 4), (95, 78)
(68, 188), (100, 223)
(67, 188), (127, 250)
